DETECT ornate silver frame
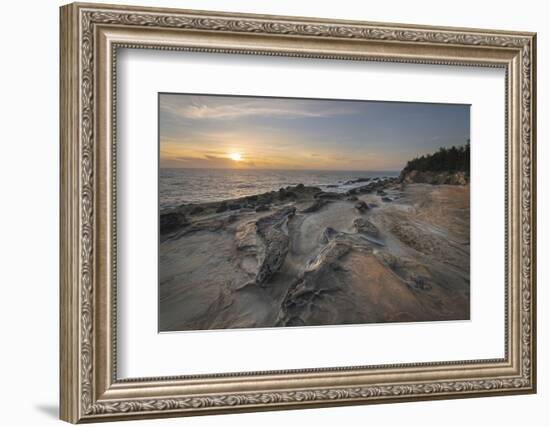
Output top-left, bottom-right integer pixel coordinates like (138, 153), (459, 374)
(60, 2), (537, 423)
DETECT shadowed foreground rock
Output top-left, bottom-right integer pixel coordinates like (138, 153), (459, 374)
(159, 178), (470, 331)
(255, 206), (296, 286)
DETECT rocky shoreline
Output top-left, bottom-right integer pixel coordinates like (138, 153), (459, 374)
(399, 170), (469, 185)
(159, 175), (470, 331)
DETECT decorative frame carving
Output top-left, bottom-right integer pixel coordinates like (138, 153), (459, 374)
(60, 2), (536, 423)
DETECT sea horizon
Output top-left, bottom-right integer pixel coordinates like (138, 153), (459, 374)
(160, 166), (402, 173)
(160, 167), (400, 209)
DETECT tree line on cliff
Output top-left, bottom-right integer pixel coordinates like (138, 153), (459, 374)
(402, 140), (470, 174)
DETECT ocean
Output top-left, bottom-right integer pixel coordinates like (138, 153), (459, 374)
(159, 168), (399, 209)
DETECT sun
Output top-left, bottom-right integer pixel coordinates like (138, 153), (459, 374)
(229, 152), (242, 161)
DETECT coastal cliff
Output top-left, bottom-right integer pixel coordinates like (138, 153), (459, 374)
(399, 143), (470, 185)
(399, 170), (468, 185)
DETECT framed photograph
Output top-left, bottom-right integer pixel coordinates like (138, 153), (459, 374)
(60, 2), (537, 423)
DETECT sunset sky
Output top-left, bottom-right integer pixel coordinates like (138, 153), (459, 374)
(159, 93), (470, 171)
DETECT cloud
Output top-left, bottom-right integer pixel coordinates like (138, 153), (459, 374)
(160, 95), (355, 122)
(174, 156), (198, 162)
(204, 154), (225, 160)
(162, 153), (257, 169)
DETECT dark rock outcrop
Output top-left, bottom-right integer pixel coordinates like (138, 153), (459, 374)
(301, 199), (331, 213)
(277, 239), (353, 326)
(189, 206), (204, 215)
(216, 202), (228, 213)
(315, 191), (342, 200)
(355, 201), (369, 212)
(353, 217), (379, 237)
(278, 187), (298, 200)
(160, 212), (189, 234)
(255, 206), (296, 286)
(344, 177), (371, 185)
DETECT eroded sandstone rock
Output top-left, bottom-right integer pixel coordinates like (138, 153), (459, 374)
(255, 206), (296, 286)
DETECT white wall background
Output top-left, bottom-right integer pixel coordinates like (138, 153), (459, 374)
(0, 0), (545, 426)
